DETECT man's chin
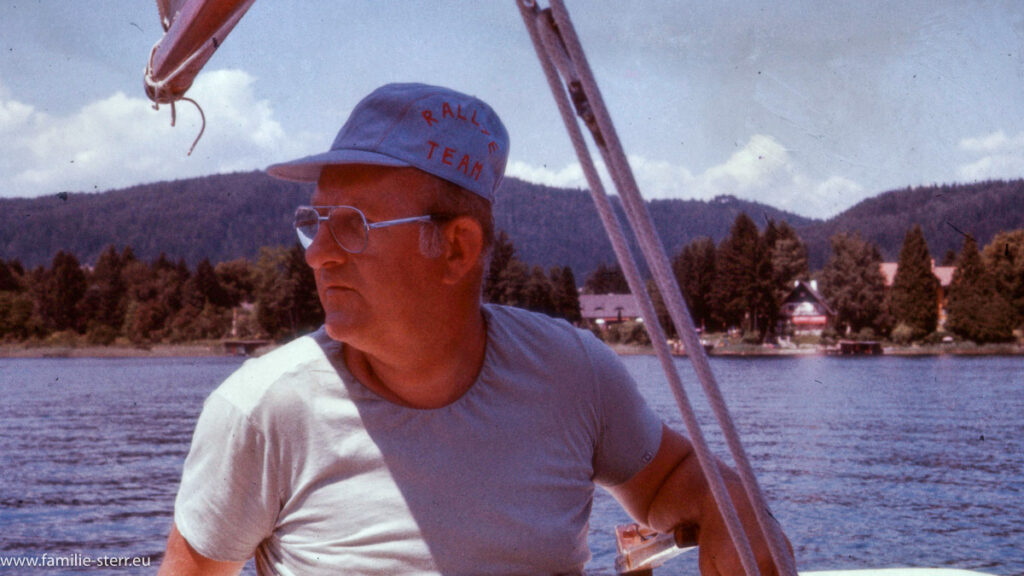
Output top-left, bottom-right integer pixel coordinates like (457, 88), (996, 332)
(323, 312), (361, 343)
(324, 323), (350, 343)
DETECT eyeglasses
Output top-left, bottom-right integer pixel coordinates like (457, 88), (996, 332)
(293, 205), (436, 254)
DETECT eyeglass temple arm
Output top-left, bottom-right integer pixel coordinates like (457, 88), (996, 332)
(366, 215), (435, 230)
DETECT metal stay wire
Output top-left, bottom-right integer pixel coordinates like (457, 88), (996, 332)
(518, 2), (797, 575)
(515, 2), (759, 574)
(540, 4), (798, 576)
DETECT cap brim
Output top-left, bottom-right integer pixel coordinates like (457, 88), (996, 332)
(266, 149), (411, 182)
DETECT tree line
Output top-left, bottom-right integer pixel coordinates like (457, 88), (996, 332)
(809, 223), (1020, 343)
(0, 245), (321, 346)
(2, 215), (1021, 347)
(580, 214), (1024, 345)
(0, 235), (585, 347)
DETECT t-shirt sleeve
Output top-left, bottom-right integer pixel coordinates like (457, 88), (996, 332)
(173, 391), (279, 562)
(581, 330), (664, 487)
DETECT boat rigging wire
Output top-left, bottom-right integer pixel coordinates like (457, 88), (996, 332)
(517, 2), (797, 574)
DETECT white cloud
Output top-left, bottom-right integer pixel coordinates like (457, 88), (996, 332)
(619, 156), (695, 200)
(505, 161), (587, 190)
(508, 134), (870, 219)
(956, 131), (1024, 182)
(958, 131), (1024, 153)
(700, 135), (797, 196)
(0, 69), (321, 198)
(0, 98), (34, 130)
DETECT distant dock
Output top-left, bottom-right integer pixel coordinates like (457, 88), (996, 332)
(828, 340), (884, 356)
(221, 339), (271, 356)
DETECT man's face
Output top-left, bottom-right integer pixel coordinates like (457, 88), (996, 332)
(305, 164), (441, 347)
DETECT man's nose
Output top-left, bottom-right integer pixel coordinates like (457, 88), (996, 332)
(304, 225), (349, 269)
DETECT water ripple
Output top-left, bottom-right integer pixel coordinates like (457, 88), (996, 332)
(1, 355), (1021, 575)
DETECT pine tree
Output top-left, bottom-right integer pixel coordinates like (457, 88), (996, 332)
(771, 221), (809, 302)
(215, 258), (256, 307)
(712, 213), (764, 334)
(673, 237), (718, 331)
(122, 258), (162, 343)
(194, 259), (231, 308)
(252, 246), (320, 340)
(981, 229), (1024, 329)
(171, 259), (231, 341)
(252, 247), (287, 339)
(647, 279), (673, 339)
(945, 236), (1015, 342)
(285, 244), (322, 335)
(523, 265), (556, 316)
(79, 245), (127, 332)
(549, 266), (582, 323)
(820, 232), (888, 335)
(890, 225), (939, 338)
(495, 259), (530, 307)
(156, 259), (191, 340)
(583, 262), (630, 295)
(0, 291), (35, 340)
(0, 259), (32, 339)
(484, 230), (516, 303)
(755, 221), (780, 339)
(38, 251), (88, 332)
(0, 259), (21, 292)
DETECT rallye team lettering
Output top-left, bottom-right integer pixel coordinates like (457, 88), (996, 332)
(421, 101), (499, 182)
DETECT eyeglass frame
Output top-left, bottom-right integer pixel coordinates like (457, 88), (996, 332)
(293, 204), (446, 254)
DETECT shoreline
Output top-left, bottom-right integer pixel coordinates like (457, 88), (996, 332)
(0, 342), (249, 359)
(3, 341), (1021, 359)
(608, 342), (1024, 357)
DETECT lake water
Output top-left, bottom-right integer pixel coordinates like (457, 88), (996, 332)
(1, 353), (1021, 575)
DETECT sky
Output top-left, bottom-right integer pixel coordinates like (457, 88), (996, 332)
(1, 1), (1022, 219)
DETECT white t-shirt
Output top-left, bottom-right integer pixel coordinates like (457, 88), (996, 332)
(174, 304), (662, 575)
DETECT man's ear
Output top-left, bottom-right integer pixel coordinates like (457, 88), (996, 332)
(440, 216), (484, 285)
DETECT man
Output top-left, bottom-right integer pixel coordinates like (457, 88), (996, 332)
(160, 83), (790, 575)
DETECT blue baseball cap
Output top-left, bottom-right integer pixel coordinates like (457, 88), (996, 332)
(267, 82), (509, 202)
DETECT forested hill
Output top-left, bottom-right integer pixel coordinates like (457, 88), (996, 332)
(0, 171), (810, 277)
(2, 171), (1022, 277)
(492, 178), (813, 277)
(0, 172), (313, 270)
(796, 180), (1024, 268)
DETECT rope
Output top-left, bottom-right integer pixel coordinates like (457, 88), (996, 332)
(144, 37), (208, 155)
(178, 97), (206, 157)
(519, 2), (798, 575)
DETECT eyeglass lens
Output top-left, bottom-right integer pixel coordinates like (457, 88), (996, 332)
(293, 206), (369, 253)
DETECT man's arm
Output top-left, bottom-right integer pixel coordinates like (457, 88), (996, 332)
(608, 423), (794, 576)
(157, 523), (247, 576)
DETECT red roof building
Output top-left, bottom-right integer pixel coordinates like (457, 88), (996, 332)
(578, 293), (642, 326)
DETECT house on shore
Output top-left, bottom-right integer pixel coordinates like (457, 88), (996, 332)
(778, 280), (834, 335)
(579, 293), (642, 328)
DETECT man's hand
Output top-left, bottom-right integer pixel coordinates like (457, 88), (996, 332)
(688, 481), (794, 576)
(610, 424), (794, 576)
